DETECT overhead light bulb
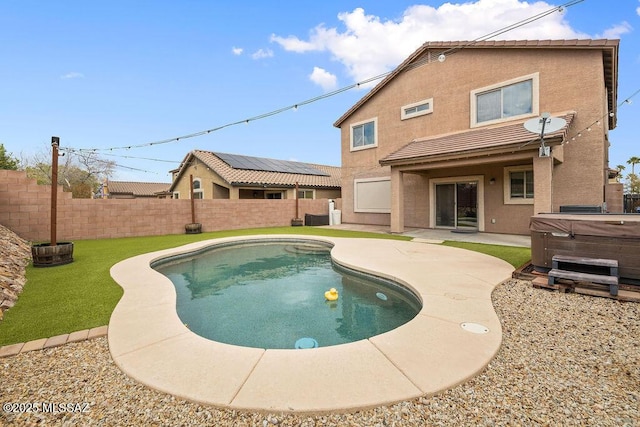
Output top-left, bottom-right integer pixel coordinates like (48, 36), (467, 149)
(438, 54), (446, 63)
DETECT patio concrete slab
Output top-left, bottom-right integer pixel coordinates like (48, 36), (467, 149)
(114, 333), (264, 406)
(370, 314), (502, 393)
(108, 301), (190, 358)
(108, 235), (515, 413)
(231, 340), (422, 412)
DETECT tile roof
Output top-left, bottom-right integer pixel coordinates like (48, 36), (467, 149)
(107, 181), (171, 196)
(380, 112), (575, 165)
(334, 39), (618, 129)
(181, 150), (341, 188)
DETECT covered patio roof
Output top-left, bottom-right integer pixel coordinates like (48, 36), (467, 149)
(380, 112), (575, 167)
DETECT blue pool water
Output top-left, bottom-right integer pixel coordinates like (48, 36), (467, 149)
(153, 240), (421, 349)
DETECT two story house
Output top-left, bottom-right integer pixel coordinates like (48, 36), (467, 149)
(334, 39), (619, 235)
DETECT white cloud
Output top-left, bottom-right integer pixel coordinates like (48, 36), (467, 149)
(232, 46), (243, 55)
(251, 48), (274, 60)
(270, 33), (320, 53)
(271, 0), (593, 85)
(60, 72), (84, 80)
(596, 22), (632, 39)
(309, 67), (338, 92)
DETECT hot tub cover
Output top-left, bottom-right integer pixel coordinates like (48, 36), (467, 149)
(530, 213), (640, 239)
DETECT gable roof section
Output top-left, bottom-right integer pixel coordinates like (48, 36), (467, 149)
(108, 181), (171, 197)
(380, 112), (575, 166)
(334, 39), (618, 129)
(171, 150), (341, 190)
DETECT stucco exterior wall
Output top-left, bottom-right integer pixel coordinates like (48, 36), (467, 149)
(339, 47), (613, 235)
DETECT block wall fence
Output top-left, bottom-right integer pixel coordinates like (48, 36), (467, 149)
(0, 170), (340, 242)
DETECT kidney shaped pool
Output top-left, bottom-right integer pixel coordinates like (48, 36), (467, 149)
(152, 239), (421, 349)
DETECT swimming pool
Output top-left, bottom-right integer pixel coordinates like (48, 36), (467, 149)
(152, 240), (421, 349)
(108, 235), (513, 412)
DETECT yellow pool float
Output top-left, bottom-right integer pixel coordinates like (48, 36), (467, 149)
(324, 288), (339, 301)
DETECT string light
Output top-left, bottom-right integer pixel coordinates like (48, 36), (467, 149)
(62, 0), (584, 156)
(560, 87), (640, 145)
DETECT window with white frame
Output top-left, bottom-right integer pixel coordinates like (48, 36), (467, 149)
(503, 166), (534, 204)
(173, 192), (180, 199)
(192, 179), (204, 199)
(401, 98), (433, 120)
(471, 73), (539, 127)
(350, 118), (377, 151)
(297, 189), (314, 199)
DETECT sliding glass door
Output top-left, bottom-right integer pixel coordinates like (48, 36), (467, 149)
(435, 181), (478, 230)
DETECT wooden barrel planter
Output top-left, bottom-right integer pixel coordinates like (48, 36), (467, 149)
(31, 242), (74, 267)
(185, 223), (202, 234)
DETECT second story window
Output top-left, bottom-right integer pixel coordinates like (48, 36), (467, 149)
(471, 73), (538, 127)
(192, 179), (203, 199)
(350, 118), (377, 151)
(401, 98), (433, 120)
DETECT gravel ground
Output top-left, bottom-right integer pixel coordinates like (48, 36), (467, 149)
(1, 279), (639, 426)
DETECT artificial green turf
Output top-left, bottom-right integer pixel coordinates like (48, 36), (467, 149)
(442, 240), (531, 268)
(0, 227), (530, 346)
(0, 227), (410, 346)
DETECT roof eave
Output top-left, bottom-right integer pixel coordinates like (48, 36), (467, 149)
(379, 137), (564, 167)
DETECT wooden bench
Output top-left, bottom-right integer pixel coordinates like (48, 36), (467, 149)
(549, 255), (619, 296)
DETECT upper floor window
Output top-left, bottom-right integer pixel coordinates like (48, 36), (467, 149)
(401, 98), (433, 120)
(350, 118), (377, 151)
(192, 178), (203, 199)
(471, 73), (539, 127)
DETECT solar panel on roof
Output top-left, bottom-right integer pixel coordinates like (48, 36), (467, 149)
(214, 152), (329, 176)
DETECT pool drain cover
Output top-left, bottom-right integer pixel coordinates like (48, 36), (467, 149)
(461, 322), (489, 334)
(295, 337), (319, 349)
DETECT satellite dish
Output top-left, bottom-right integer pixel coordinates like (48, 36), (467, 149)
(523, 113), (566, 158)
(524, 115), (566, 135)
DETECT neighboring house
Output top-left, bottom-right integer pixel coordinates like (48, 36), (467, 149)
(334, 39), (620, 235)
(169, 150), (341, 200)
(104, 181), (171, 199)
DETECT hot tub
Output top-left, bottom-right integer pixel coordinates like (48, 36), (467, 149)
(530, 213), (640, 283)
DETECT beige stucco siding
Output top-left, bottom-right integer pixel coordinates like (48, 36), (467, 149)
(340, 47), (613, 234)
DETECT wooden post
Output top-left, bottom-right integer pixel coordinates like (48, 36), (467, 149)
(51, 136), (59, 246)
(190, 174), (195, 224)
(295, 181), (299, 219)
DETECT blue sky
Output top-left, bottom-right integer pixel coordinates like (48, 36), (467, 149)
(1, 0), (638, 182)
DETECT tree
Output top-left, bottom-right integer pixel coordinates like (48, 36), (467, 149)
(615, 165), (625, 183)
(0, 143), (20, 170)
(23, 145), (115, 198)
(627, 156), (640, 175)
(626, 173), (640, 195)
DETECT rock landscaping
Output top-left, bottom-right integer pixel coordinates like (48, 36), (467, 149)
(0, 225), (31, 321)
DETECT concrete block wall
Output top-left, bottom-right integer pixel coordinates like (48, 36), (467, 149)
(0, 170), (335, 242)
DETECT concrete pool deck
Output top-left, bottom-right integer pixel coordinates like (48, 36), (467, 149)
(108, 235), (514, 413)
